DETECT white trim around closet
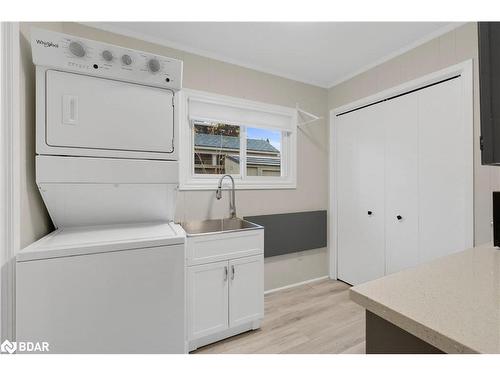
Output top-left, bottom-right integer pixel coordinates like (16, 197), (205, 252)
(328, 60), (474, 280)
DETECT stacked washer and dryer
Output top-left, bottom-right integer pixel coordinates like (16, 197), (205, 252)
(16, 28), (187, 353)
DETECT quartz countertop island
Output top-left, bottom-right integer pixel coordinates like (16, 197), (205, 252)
(350, 244), (500, 354)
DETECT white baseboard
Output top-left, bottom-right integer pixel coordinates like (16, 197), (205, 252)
(264, 275), (330, 295)
(189, 319), (261, 352)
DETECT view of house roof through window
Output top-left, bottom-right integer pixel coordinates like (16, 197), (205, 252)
(193, 123), (281, 176)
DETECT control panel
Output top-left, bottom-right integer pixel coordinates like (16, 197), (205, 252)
(31, 28), (183, 90)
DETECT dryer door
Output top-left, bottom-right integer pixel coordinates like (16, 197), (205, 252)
(45, 70), (175, 159)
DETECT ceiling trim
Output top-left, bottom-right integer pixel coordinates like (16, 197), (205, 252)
(80, 22), (330, 88)
(82, 22), (466, 90)
(326, 22), (467, 88)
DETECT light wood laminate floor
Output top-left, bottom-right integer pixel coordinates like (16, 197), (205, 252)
(193, 279), (366, 354)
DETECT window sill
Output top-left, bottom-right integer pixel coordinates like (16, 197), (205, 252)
(179, 179), (296, 191)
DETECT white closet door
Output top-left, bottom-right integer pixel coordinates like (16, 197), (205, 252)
(384, 94), (419, 274)
(335, 71), (472, 285)
(417, 78), (473, 263)
(336, 112), (360, 284)
(337, 105), (385, 285)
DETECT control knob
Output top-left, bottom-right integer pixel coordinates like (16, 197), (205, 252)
(148, 58), (161, 73)
(121, 54), (133, 66)
(69, 41), (86, 57)
(102, 50), (113, 62)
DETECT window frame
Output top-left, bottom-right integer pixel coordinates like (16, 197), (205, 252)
(179, 89), (297, 190)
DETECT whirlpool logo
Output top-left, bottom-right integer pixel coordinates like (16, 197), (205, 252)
(36, 39), (59, 48)
(1, 339), (50, 354)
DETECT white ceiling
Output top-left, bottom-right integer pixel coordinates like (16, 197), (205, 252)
(89, 22), (461, 88)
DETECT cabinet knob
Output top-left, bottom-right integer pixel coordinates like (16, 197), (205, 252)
(397, 215), (403, 221)
(367, 211), (373, 216)
(224, 266), (228, 281)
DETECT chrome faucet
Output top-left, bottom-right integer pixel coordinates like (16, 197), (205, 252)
(216, 174), (236, 219)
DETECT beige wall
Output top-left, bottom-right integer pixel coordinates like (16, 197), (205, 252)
(328, 22), (497, 246)
(18, 22), (329, 290)
(19, 23), (61, 248)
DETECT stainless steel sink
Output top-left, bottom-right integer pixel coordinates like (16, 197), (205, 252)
(181, 218), (262, 236)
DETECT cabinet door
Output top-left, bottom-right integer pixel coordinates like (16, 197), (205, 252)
(229, 255), (264, 327)
(187, 261), (229, 340)
(337, 104), (386, 285)
(384, 94), (419, 274)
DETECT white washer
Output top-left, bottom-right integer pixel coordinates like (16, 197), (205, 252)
(16, 29), (187, 353)
(16, 223), (186, 354)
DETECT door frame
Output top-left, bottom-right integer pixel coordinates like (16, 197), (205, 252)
(329, 60), (474, 280)
(1, 22), (21, 341)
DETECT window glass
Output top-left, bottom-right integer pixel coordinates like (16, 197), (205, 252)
(246, 127), (281, 177)
(193, 122), (241, 175)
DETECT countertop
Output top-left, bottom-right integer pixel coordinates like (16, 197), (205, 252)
(350, 244), (500, 353)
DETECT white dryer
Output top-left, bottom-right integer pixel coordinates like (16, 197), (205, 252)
(31, 27), (183, 227)
(16, 28), (186, 353)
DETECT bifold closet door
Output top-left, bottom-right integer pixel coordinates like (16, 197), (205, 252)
(384, 94), (419, 274)
(417, 78), (473, 263)
(335, 74), (472, 285)
(337, 104), (386, 285)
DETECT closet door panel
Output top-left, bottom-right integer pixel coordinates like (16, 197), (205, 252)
(418, 78), (472, 263)
(357, 105), (386, 283)
(336, 112), (361, 284)
(337, 105), (385, 285)
(384, 95), (419, 274)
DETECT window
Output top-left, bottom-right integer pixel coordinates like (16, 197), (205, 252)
(245, 127), (281, 177)
(193, 122), (241, 175)
(180, 90), (297, 190)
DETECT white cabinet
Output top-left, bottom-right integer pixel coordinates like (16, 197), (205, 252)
(186, 229), (264, 351)
(335, 74), (473, 285)
(187, 261), (229, 340)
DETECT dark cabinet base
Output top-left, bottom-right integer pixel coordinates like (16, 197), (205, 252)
(365, 311), (444, 354)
